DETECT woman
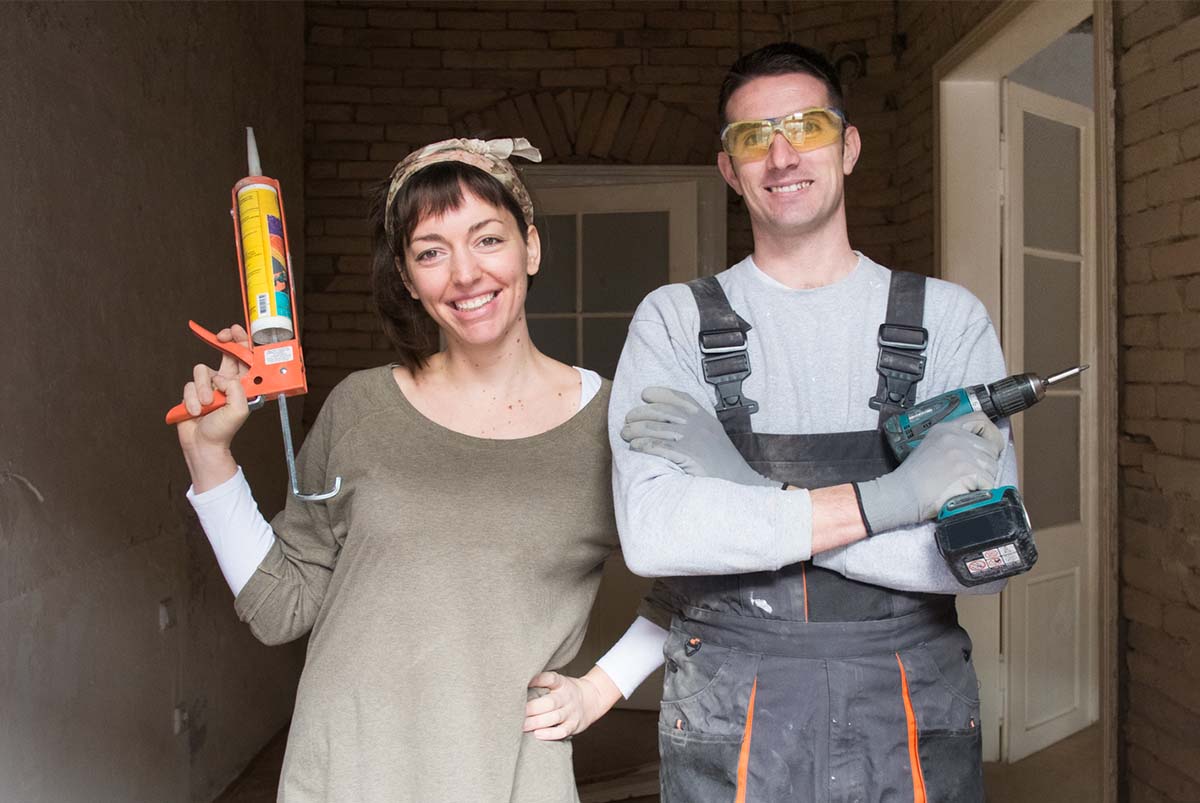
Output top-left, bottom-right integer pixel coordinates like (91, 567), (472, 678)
(175, 138), (666, 802)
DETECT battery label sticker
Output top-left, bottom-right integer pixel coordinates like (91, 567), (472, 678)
(966, 558), (988, 576)
(264, 346), (295, 365)
(983, 549), (1004, 568)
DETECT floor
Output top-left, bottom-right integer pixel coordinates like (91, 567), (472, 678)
(215, 712), (1102, 802)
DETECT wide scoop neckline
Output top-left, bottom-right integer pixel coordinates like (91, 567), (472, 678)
(380, 364), (603, 451)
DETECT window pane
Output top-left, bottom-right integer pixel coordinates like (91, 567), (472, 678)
(582, 212), (670, 313)
(1023, 113), (1080, 253)
(528, 317), (576, 366)
(1022, 395), (1080, 528)
(528, 214), (576, 314)
(582, 317), (633, 380)
(1024, 254), (1081, 387)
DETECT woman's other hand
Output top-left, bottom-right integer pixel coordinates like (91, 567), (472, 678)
(176, 324), (253, 491)
(523, 667), (622, 740)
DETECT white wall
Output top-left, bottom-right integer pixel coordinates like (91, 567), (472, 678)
(0, 3), (306, 800)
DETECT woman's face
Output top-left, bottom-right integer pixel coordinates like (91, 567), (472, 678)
(401, 188), (540, 351)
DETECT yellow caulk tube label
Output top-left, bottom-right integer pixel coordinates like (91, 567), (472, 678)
(237, 183), (295, 345)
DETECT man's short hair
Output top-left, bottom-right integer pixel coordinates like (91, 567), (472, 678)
(718, 43), (845, 126)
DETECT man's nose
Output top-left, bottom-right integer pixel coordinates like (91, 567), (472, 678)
(764, 130), (800, 171)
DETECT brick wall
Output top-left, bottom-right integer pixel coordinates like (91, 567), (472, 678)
(1115, 2), (1200, 801)
(301, 0), (920, 416)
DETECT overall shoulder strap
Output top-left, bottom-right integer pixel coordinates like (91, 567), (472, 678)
(686, 276), (758, 435)
(869, 270), (928, 426)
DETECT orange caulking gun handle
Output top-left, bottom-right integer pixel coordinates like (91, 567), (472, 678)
(165, 391), (230, 426)
(188, 320), (255, 367)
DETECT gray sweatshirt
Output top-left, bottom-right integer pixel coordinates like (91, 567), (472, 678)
(608, 253), (1016, 594)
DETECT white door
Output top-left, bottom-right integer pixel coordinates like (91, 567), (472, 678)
(528, 178), (711, 710)
(1001, 79), (1099, 761)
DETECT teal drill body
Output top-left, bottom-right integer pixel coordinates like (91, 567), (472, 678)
(882, 366), (1086, 585)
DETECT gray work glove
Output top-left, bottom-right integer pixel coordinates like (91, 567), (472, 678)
(620, 386), (777, 487)
(855, 411), (1005, 535)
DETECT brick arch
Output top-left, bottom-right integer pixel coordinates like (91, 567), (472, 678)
(451, 90), (713, 165)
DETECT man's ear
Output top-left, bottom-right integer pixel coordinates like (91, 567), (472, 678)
(842, 125), (862, 176)
(717, 151), (745, 197)
(395, 256), (418, 299)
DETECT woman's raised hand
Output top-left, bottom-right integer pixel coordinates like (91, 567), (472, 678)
(176, 324), (253, 491)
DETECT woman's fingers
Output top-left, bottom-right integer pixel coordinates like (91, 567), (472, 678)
(193, 363), (215, 406)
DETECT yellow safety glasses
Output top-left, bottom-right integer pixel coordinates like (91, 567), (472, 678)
(720, 107), (848, 160)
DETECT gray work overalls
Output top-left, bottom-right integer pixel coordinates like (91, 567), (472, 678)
(656, 273), (985, 803)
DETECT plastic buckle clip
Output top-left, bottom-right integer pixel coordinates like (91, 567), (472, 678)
(698, 328), (748, 355)
(877, 323), (928, 351)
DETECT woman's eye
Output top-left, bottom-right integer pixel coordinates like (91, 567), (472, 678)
(415, 249), (440, 263)
(478, 236), (503, 248)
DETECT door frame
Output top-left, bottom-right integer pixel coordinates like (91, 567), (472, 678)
(933, 0), (1117, 797)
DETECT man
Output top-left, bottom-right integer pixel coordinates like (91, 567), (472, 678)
(608, 43), (1017, 802)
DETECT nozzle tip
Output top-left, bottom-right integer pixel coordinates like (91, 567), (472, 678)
(246, 127), (262, 176)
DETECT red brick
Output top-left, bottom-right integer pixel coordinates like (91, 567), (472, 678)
(436, 11), (506, 30)
(350, 28), (414, 48)
(1122, 63), (1184, 115)
(411, 30), (480, 50)
(367, 9), (436, 29)
(578, 10), (644, 29)
(306, 294), (369, 314)
(540, 68), (606, 88)
(1150, 236), (1200, 279)
(306, 104), (354, 123)
(509, 50), (576, 69)
(372, 48), (442, 69)
(1158, 383), (1200, 421)
(577, 47), (642, 68)
(306, 331), (372, 349)
(307, 84), (372, 105)
(1125, 586), (1165, 627)
(372, 87), (440, 105)
(507, 11), (577, 30)
(1124, 204), (1181, 246)
(646, 10), (714, 29)
(479, 30), (549, 50)
(1123, 348), (1188, 383)
(1122, 315), (1160, 346)
(549, 30), (617, 49)
(313, 123), (385, 142)
(622, 29), (687, 48)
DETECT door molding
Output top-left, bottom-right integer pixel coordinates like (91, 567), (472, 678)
(932, 0), (1117, 796)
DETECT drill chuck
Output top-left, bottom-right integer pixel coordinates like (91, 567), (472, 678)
(982, 374), (1043, 419)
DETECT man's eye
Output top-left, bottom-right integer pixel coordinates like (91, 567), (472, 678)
(740, 126), (770, 148)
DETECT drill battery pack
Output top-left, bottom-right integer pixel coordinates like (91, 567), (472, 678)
(935, 486), (1037, 586)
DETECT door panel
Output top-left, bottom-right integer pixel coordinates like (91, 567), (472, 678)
(1003, 79), (1098, 761)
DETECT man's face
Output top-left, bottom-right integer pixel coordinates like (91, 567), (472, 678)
(718, 73), (861, 242)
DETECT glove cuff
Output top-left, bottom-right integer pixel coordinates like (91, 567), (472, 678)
(851, 482), (877, 538)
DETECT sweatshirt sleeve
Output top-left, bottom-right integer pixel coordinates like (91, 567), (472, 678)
(233, 398), (346, 645)
(812, 300), (1015, 595)
(610, 290), (814, 578)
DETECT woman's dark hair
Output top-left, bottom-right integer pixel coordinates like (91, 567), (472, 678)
(370, 160), (530, 372)
(718, 42), (845, 125)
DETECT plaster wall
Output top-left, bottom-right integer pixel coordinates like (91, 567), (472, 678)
(0, 3), (306, 800)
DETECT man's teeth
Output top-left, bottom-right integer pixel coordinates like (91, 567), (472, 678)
(768, 180), (814, 193)
(454, 292), (496, 311)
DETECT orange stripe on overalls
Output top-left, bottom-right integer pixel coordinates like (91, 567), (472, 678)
(734, 677), (759, 803)
(895, 654), (928, 803)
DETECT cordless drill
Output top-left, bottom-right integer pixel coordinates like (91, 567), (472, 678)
(882, 365), (1088, 586)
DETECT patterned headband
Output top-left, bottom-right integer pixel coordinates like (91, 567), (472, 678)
(383, 137), (542, 251)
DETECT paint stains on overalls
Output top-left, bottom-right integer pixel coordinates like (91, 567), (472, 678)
(655, 273), (984, 803)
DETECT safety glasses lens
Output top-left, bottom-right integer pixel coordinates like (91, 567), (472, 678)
(722, 109), (844, 158)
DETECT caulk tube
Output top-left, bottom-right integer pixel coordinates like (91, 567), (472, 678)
(236, 128), (294, 345)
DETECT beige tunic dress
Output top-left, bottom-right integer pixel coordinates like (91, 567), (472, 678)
(234, 366), (617, 802)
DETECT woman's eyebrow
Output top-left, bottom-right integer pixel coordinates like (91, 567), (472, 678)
(410, 218), (505, 245)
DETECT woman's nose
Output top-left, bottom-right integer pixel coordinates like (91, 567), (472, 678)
(449, 250), (482, 285)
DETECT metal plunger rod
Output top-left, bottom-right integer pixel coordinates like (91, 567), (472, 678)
(276, 393), (341, 502)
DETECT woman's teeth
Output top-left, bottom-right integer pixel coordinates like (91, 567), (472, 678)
(768, 180), (814, 193)
(453, 292), (497, 311)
